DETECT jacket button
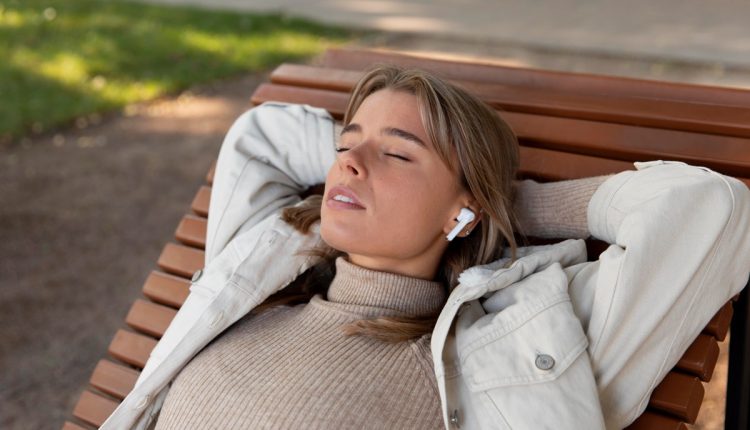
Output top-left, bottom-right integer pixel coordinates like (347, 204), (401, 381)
(535, 354), (555, 370)
(191, 269), (203, 282)
(133, 395), (150, 411)
(449, 409), (460, 427)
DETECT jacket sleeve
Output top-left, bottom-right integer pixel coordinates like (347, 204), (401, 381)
(571, 159), (750, 429)
(205, 101), (338, 264)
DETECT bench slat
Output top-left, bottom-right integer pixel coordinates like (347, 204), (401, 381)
(108, 329), (157, 369)
(704, 301), (733, 341)
(125, 299), (177, 338)
(191, 185), (211, 217)
(518, 146), (633, 181)
(648, 371), (704, 423)
(624, 410), (688, 430)
(175, 214), (207, 249)
(252, 83), (750, 180)
(505, 111), (750, 179)
(251, 82), (348, 117)
(322, 47), (750, 108)
(157, 243), (204, 278)
(72, 390), (119, 428)
(272, 64), (750, 138)
(90, 359), (139, 400)
(677, 334), (720, 382)
(142, 270), (190, 308)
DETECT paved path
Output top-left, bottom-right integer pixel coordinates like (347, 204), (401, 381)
(141, 0), (750, 71)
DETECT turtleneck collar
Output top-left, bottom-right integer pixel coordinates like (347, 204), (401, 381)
(325, 256), (447, 318)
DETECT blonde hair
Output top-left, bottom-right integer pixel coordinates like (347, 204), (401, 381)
(255, 64), (523, 343)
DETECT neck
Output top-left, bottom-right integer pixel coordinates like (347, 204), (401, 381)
(346, 240), (448, 281)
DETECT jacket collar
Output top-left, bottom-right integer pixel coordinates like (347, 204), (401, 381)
(457, 238), (588, 296)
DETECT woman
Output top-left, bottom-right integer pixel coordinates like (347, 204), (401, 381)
(101, 65), (750, 430)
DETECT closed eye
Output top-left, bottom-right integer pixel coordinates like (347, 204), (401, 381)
(335, 147), (410, 162)
(386, 153), (410, 161)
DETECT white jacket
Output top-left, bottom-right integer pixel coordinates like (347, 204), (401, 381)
(100, 102), (750, 430)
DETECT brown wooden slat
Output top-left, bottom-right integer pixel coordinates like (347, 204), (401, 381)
(108, 329), (157, 368)
(191, 185), (211, 217)
(624, 411), (688, 430)
(175, 214), (207, 249)
(505, 111), (750, 178)
(142, 270), (190, 308)
(62, 421), (90, 430)
(251, 82), (750, 179)
(271, 64), (750, 138)
(72, 390), (119, 428)
(704, 301), (733, 341)
(206, 160), (216, 185)
(271, 63), (359, 92)
(251, 82), (348, 116)
(675, 334), (720, 382)
(157, 243), (204, 278)
(473, 81), (750, 138)
(125, 299), (177, 338)
(322, 47), (750, 108)
(518, 146), (634, 181)
(648, 372), (704, 423)
(90, 359), (139, 400)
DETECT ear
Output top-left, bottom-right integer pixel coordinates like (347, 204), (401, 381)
(443, 197), (483, 238)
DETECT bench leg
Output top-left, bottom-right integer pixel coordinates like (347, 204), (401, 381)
(726, 276), (750, 430)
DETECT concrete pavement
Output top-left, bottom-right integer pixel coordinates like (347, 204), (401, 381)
(136, 0), (750, 88)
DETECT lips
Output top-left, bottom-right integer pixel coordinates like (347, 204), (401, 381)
(327, 185), (366, 209)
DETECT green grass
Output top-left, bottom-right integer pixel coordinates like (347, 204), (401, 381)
(0, 0), (361, 143)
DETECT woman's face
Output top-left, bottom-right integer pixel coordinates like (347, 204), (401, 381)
(320, 88), (479, 280)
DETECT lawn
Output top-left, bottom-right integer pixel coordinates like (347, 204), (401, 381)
(0, 0), (361, 144)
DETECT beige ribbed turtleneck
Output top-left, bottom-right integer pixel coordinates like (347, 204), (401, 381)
(154, 256), (447, 430)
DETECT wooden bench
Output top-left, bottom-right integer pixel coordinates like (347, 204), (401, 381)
(63, 47), (750, 430)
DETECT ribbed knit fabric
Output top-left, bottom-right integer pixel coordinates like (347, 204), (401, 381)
(513, 175), (614, 239)
(154, 256), (447, 430)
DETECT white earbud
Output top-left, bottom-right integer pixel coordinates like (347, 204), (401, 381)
(446, 208), (476, 241)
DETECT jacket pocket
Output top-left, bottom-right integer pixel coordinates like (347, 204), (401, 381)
(458, 263), (588, 390)
(460, 294), (588, 391)
(455, 264), (605, 429)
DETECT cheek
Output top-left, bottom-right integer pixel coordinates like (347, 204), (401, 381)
(373, 178), (448, 237)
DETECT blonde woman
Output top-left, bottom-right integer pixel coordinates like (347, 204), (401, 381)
(101, 65), (750, 430)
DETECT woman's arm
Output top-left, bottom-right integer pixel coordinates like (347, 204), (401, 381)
(205, 102), (337, 264)
(573, 160), (750, 428)
(512, 174), (614, 239)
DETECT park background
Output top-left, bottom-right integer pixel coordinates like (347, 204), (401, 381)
(2, 1), (750, 428)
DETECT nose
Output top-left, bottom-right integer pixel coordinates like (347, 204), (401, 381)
(337, 144), (368, 178)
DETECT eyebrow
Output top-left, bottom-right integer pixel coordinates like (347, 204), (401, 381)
(340, 123), (427, 149)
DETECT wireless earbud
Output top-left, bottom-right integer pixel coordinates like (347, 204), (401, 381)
(446, 208), (476, 241)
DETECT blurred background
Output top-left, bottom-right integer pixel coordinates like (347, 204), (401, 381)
(2, 1), (748, 428)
